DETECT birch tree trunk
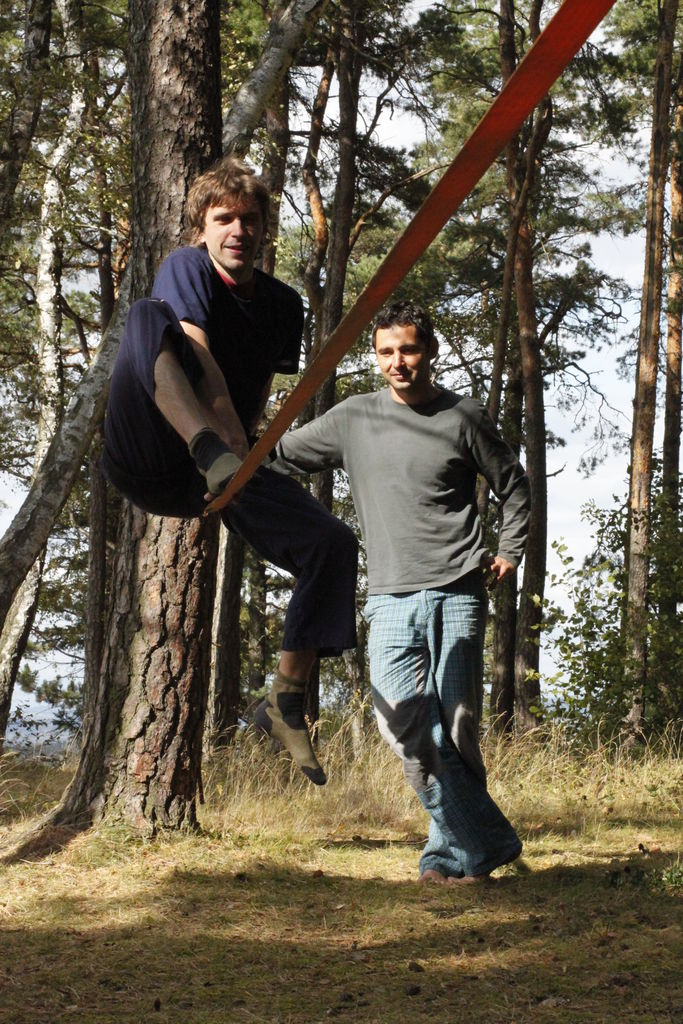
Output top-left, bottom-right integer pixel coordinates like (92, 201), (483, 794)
(223, 0), (329, 155)
(0, 0), (84, 747)
(0, 0), (52, 226)
(624, 0), (679, 738)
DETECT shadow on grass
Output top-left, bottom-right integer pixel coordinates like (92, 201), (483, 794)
(0, 814), (93, 864)
(1, 853), (681, 1024)
(516, 813), (680, 839)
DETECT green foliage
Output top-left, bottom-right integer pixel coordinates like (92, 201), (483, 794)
(545, 472), (683, 738)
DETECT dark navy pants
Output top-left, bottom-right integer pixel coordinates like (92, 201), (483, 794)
(103, 299), (358, 656)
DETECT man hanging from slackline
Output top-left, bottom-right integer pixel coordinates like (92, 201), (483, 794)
(102, 156), (358, 786)
(269, 302), (530, 882)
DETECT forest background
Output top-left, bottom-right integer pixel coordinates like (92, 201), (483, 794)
(0, 0), (680, 833)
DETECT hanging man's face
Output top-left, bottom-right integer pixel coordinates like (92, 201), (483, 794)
(374, 324), (439, 405)
(199, 197), (264, 285)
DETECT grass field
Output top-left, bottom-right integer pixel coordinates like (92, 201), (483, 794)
(1, 720), (681, 1023)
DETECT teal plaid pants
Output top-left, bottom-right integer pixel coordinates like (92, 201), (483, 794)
(364, 572), (522, 878)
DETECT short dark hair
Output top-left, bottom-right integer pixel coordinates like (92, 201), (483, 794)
(184, 156), (270, 244)
(371, 301), (436, 352)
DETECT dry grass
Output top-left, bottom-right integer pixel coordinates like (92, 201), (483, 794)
(0, 718), (681, 1024)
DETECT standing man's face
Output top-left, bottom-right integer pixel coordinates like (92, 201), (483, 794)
(374, 324), (438, 405)
(200, 198), (264, 284)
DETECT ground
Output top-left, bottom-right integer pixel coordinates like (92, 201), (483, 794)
(1, 725), (681, 1023)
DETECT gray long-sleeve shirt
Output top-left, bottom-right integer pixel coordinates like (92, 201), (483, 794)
(273, 388), (531, 595)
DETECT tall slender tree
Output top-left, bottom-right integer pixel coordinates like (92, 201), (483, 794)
(624, 0), (679, 737)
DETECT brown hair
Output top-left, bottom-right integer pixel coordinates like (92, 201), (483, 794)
(184, 156), (270, 244)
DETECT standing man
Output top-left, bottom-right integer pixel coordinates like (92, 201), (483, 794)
(102, 157), (358, 786)
(272, 301), (530, 881)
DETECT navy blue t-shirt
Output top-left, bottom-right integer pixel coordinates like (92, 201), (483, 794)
(152, 246), (303, 430)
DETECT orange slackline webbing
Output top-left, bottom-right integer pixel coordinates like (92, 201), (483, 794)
(206, 0), (617, 514)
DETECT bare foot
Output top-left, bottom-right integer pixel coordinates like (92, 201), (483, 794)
(418, 869), (447, 884)
(446, 873), (494, 886)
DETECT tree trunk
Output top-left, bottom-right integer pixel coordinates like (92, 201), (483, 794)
(301, 44), (335, 401)
(247, 551), (268, 698)
(489, 336), (523, 733)
(36, 0), (224, 838)
(624, 0), (679, 738)
(260, 28), (291, 276)
(223, 0), (329, 155)
(661, 60), (683, 603)
(655, 55), (683, 719)
(0, 0), (52, 227)
(304, 0), (362, 720)
(208, 528), (245, 746)
(82, 443), (107, 737)
(0, 553), (44, 747)
(82, 103), (119, 729)
(51, 505), (219, 833)
(513, 216), (547, 734)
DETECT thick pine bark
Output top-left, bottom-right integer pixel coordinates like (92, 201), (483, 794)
(625, 0), (679, 737)
(0, 0), (52, 226)
(128, 0), (222, 296)
(52, 505), (219, 832)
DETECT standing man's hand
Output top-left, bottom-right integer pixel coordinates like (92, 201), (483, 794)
(482, 553), (515, 588)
